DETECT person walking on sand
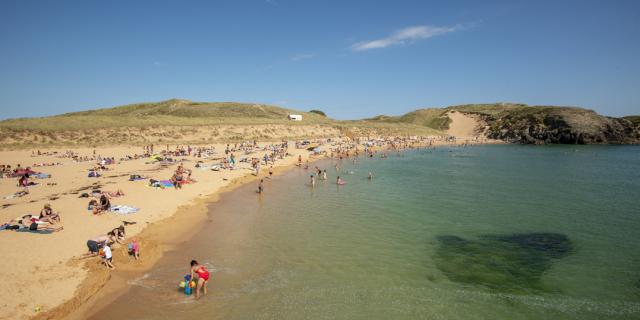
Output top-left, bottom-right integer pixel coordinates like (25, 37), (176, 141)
(190, 260), (210, 299)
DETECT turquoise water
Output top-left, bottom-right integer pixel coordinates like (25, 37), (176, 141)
(93, 145), (640, 319)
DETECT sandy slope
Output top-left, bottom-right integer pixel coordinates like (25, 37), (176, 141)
(446, 111), (483, 139)
(0, 144), (311, 319)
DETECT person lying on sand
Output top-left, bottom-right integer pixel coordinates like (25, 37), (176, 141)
(20, 215), (63, 232)
(103, 189), (125, 198)
(38, 203), (60, 224)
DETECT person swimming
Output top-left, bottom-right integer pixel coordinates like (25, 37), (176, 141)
(337, 176), (345, 185)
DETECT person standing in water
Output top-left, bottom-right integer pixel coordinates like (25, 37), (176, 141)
(322, 170), (327, 180)
(368, 172), (373, 180)
(310, 174), (315, 187)
(257, 179), (264, 194)
(189, 260), (210, 299)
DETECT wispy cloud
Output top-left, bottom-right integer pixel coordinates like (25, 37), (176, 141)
(350, 25), (461, 51)
(291, 53), (315, 61)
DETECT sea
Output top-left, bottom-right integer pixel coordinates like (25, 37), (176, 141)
(90, 145), (640, 320)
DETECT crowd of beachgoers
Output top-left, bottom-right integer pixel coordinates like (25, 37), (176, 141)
(0, 134), (483, 316)
(1, 136), (434, 268)
(1, 140), (308, 270)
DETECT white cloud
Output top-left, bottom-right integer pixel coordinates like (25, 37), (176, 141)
(350, 25), (461, 51)
(291, 53), (315, 61)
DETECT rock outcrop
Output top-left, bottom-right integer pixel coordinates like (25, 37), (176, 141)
(479, 107), (640, 144)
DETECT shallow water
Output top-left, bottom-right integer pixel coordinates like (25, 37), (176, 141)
(91, 145), (640, 319)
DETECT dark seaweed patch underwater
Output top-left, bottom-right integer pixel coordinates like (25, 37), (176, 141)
(435, 233), (573, 293)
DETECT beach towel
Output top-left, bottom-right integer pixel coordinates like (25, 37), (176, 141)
(159, 180), (174, 187)
(15, 228), (54, 234)
(110, 205), (139, 215)
(88, 171), (101, 178)
(35, 173), (51, 179)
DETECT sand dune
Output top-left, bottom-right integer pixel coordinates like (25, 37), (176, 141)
(446, 111), (483, 139)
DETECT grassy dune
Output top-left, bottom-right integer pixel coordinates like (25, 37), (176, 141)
(0, 99), (443, 149)
(1, 99), (636, 148)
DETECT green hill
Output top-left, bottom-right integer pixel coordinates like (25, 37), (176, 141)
(366, 103), (639, 144)
(0, 100), (637, 147)
(0, 99), (332, 131)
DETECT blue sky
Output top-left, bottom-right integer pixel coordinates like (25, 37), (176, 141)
(0, 0), (639, 120)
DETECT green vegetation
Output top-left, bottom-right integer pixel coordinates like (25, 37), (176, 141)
(0, 99), (636, 147)
(365, 108), (450, 130)
(309, 109), (327, 117)
(0, 99), (332, 131)
(623, 115), (640, 126)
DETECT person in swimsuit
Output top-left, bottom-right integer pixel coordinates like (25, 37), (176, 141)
(111, 225), (125, 243)
(39, 203), (60, 224)
(257, 179), (264, 194)
(20, 215), (63, 232)
(190, 260), (210, 299)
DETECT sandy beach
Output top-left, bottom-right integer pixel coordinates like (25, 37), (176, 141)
(0, 109), (498, 320)
(0, 142), (322, 319)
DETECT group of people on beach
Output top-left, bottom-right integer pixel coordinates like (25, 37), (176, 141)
(83, 225), (139, 269)
(1, 203), (63, 232)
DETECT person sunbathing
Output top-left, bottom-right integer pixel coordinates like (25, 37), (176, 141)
(20, 215), (63, 232)
(39, 203), (61, 224)
(104, 189), (125, 197)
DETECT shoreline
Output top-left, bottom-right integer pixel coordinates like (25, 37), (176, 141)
(64, 140), (501, 319)
(0, 136), (499, 320)
(46, 151), (325, 320)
